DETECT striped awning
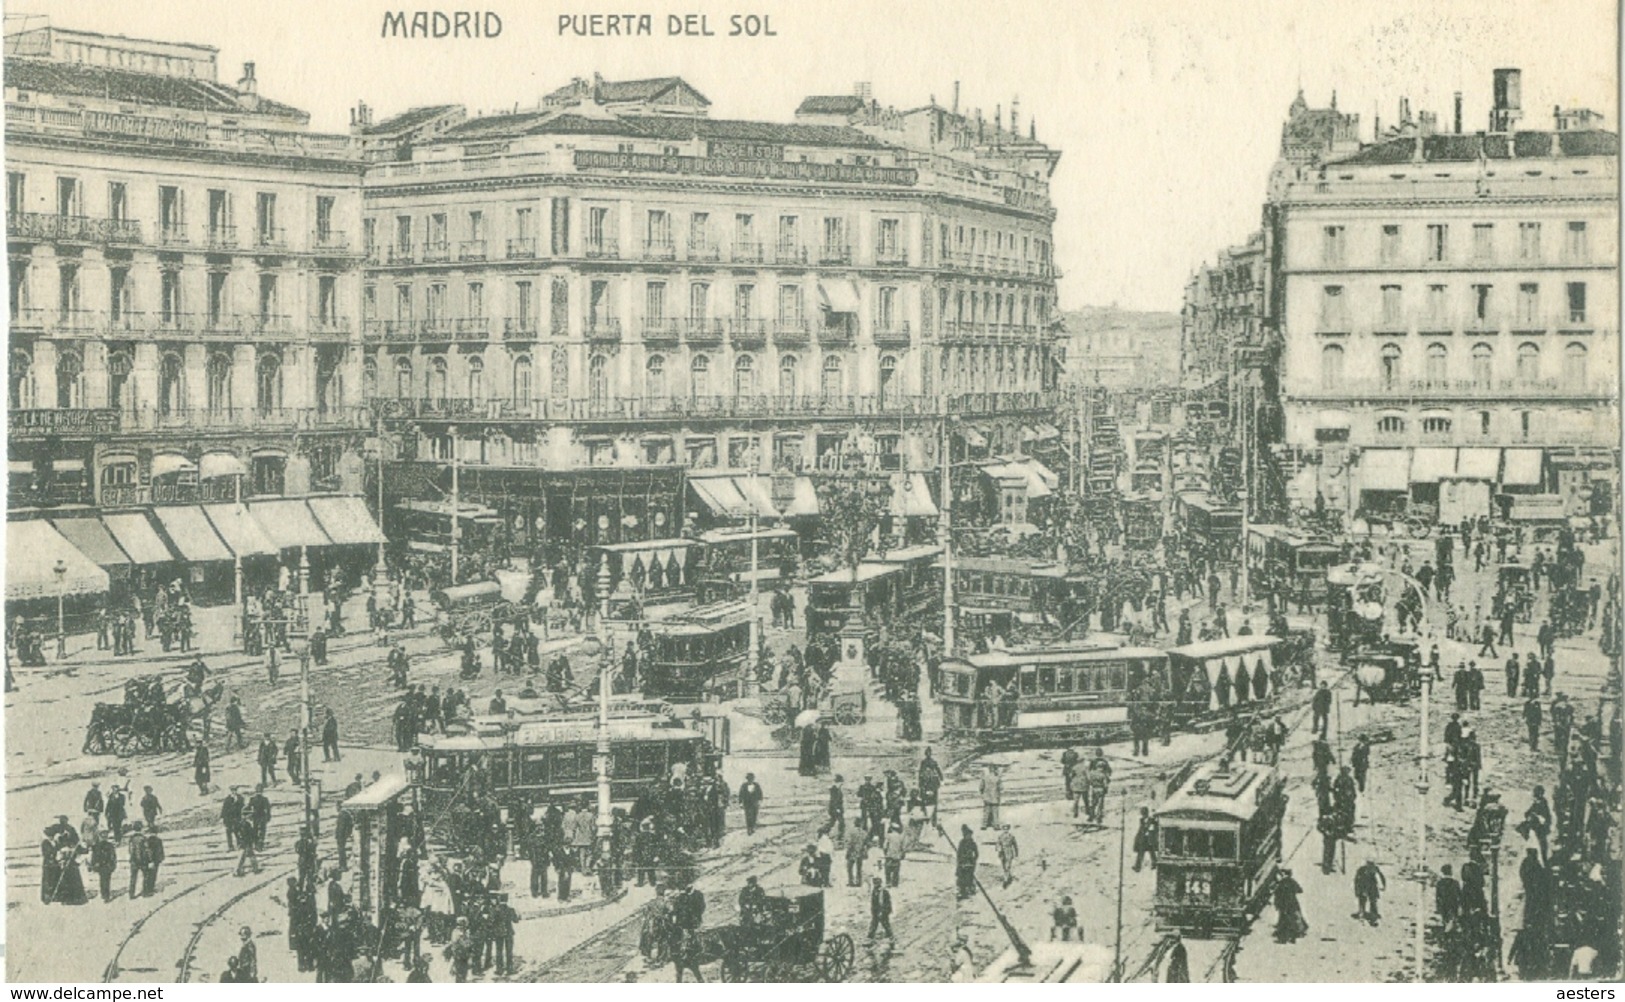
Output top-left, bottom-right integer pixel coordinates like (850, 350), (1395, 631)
(1455, 449), (1502, 481)
(152, 506), (232, 562)
(102, 513), (177, 565)
(889, 473), (940, 518)
(202, 503), (279, 558)
(1502, 449), (1544, 487)
(247, 499), (333, 549)
(48, 518), (130, 571)
(307, 496), (388, 546)
(7, 521), (109, 600)
(1409, 448), (1458, 483)
(688, 477), (753, 518)
(1359, 449), (1410, 492)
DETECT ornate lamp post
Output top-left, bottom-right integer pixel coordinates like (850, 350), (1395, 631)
(580, 630), (613, 893)
(53, 559), (68, 659)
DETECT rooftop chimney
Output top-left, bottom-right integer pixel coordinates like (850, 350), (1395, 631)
(1454, 92), (1463, 134)
(1490, 68), (1522, 132)
(952, 81), (960, 115)
(854, 81), (872, 101)
(1010, 95), (1020, 136)
(237, 61), (257, 95)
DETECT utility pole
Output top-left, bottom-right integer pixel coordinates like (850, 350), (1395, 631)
(449, 425), (461, 584)
(1414, 670), (1431, 982)
(748, 440), (760, 666)
(299, 642), (316, 832)
(373, 409), (389, 610)
(1240, 373), (1251, 604)
(233, 472), (243, 645)
(1112, 790), (1127, 980)
(940, 410), (954, 655)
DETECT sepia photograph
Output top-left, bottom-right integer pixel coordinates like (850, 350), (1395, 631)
(1, 0), (1619, 985)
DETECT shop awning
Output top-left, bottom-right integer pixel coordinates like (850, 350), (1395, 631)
(959, 425), (988, 449)
(981, 459), (1056, 499)
(8, 460), (33, 475)
(783, 476), (821, 517)
(1502, 449), (1544, 487)
(1316, 409), (1353, 430)
(731, 477), (782, 519)
(1033, 423), (1062, 440)
(151, 453), (196, 478)
(203, 503), (280, 558)
(247, 499), (334, 550)
(7, 520), (109, 600)
(308, 495), (389, 546)
(103, 513), (177, 565)
(817, 280), (861, 315)
(890, 472), (940, 518)
(1409, 448), (1458, 483)
(153, 506), (232, 563)
(1359, 449), (1410, 492)
(688, 477), (753, 518)
(199, 452), (247, 480)
(52, 458), (85, 473)
(49, 518), (131, 570)
(1019, 426), (1039, 442)
(1455, 448), (1502, 481)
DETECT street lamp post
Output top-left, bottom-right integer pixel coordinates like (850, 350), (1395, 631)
(299, 641), (316, 832)
(53, 559), (68, 659)
(581, 631), (613, 895)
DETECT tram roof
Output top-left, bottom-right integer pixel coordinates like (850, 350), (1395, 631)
(696, 526), (799, 544)
(1178, 492), (1240, 514)
(1158, 759), (1280, 821)
(342, 774), (410, 810)
(946, 643), (1165, 668)
(1168, 635), (1281, 660)
(868, 543), (943, 564)
(934, 555), (1069, 576)
(649, 600), (752, 633)
(808, 562), (906, 585)
(420, 718), (701, 751)
(592, 536), (700, 553)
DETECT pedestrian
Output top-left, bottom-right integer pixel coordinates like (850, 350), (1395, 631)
(827, 775), (846, 839)
(1523, 696), (1542, 751)
(867, 876), (893, 940)
(950, 932), (976, 982)
(1353, 859), (1386, 924)
(980, 764), (1002, 828)
(141, 827), (164, 896)
(883, 823), (906, 887)
(84, 782), (104, 819)
(1311, 682), (1332, 738)
(1477, 623), (1497, 659)
(1505, 655), (1521, 698)
(1051, 897), (1079, 941)
(249, 785), (271, 851)
(1132, 807), (1158, 871)
(844, 825), (870, 887)
(1467, 662), (1483, 710)
(235, 813), (261, 875)
(322, 709), (341, 762)
(918, 749), (943, 824)
(1434, 864), (1460, 928)
(738, 772), (763, 835)
(225, 696), (247, 750)
(1273, 868), (1307, 943)
(237, 926), (259, 982)
(1351, 734), (1371, 793)
(258, 733), (279, 786)
(1165, 933), (1190, 982)
(193, 741), (211, 795)
(955, 824), (979, 900)
(89, 831), (117, 903)
(125, 822), (147, 900)
(285, 730), (303, 785)
(140, 785), (162, 830)
(221, 788), (243, 851)
(996, 825), (1019, 888)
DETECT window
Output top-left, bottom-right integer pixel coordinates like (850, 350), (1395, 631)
(512, 355), (532, 400)
(779, 355), (798, 397)
(6, 172), (23, 215)
(58, 263), (81, 315)
(1380, 285), (1403, 327)
(878, 217), (901, 258)
(876, 286), (898, 331)
(1564, 221), (1588, 261)
(1471, 343), (1493, 385)
(1376, 414), (1406, 434)
(317, 275), (337, 324)
(1563, 343), (1587, 387)
(646, 209), (671, 250)
(1321, 225), (1345, 264)
(734, 354), (756, 397)
(646, 354), (667, 399)
(1379, 224), (1401, 262)
(1319, 286), (1345, 330)
(255, 352), (283, 414)
(1379, 343), (1402, 389)
(108, 181), (128, 221)
(588, 206), (610, 248)
(158, 353), (186, 415)
(734, 212), (755, 245)
(1472, 284), (1492, 324)
(55, 350), (83, 409)
(645, 281), (667, 323)
(1427, 284), (1447, 323)
(467, 210), (485, 243)
(426, 283), (447, 323)
(1426, 223), (1448, 262)
(255, 192), (277, 244)
(690, 353), (711, 397)
(778, 285), (804, 324)
(1519, 410), (1533, 438)
(587, 280), (613, 326)
(1425, 342), (1448, 382)
(878, 354), (898, 405)
(588, 354), (608, 403)
(395, 215), (412, 251)
(1517, 283), (1539, 325)
(158, 185), (183, 235)
(109, 268), (130, 320)
(1472, 223), (1494, 260)
(734, 283), (755, 320)
(56, 176), (80, 216)
(315, 195), (335, 242)
(778, 215), (799, 255)
(689, 282), (710, 321)
(1422, 415), (1452, 435)
(427, 357), (448, 400)
(363, 218), (376, 253)
(467, 355), (485, 400)
(1478, 410), (1491, 436)
(467, 282), (485, 319)
(513, 280), (533, 329)
(823, 216), (846, 250)
(1567, 282), (1587, 324)
(394, 357), (414, 398)
(514, 206), (535, 241)
(206, 353), (232, 412)
(550, 348), (569, 399)
(689, 211), (711, 249)
(1518, 221), (1541, 260)
(395, 285), (413, 321)
(1516, 342), (1541, 383)
(362, 358), (378, 400)
(821, 355), (844, 398)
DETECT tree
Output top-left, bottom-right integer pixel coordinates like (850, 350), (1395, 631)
(816, 475), (890, 572)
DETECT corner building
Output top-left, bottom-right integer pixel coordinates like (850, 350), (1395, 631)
(356, 78), (1065, 548)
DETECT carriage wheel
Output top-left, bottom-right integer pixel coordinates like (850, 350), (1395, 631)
(816, 934), (855, 982)
(1406, 518), (1431, 540)
(761, 701), (787, 726)
(719, 956), (747, 983)
(83, 725), (108, 756)
(835, 704), (861, 726)
(111, 725), (141, 758)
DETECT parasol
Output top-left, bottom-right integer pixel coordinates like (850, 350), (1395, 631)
(795, 709), (822, 728)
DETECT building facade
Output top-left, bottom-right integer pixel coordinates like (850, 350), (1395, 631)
(5, 27), (370, 512)
(356, 78), (1066, 548)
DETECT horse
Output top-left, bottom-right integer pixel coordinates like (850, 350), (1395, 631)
(640, 907), (731, 982)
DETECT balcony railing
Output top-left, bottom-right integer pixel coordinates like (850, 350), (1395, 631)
(422, 241), (451, 263)
(687, 240), (722, 262)
(454, 317), (491, 341)
(313, 229), (350, 252)
(362, 319), (384, 342)
(585, 237), (620, 260)
(873, 321), (912, 345)
(1296, 377), (1614, 400)
(384, 320), (420, 342)
(643, 239), (677, 261)
(732, 241), (765, 264)
(506, 237), (537, 259)
(387, 244), (415, 264)
(774, 242), (809, 265)
(503, 317), (539, 339)
(250, 313), (293, 334)
(254, 227), (288, 251)
(6, 211), (143, 244)
(309, 314), (351, 338)
(55, 308), (100, 334)
(368, 391), (1064, 425)
(157, 223), (189, 246)
(458, 239), (488, 261)
(818, 243), (852, 265)
(10, 306), (48, 329)
(205, 224), (237, 249)
(875, 246), (908, 266)
(586, 318), (622, 341)
(730, 318), (768, 343)
(641, 319), (682, 343)
(773, 320), (812, 343)
(9, 405), (370, 439)
(819, 319), (856, 342)
(685, 318), (726, 344)
(419, 317), (456, 340)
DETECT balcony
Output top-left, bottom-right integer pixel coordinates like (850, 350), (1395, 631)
(771, 242), (809, 266)
(586, 318), (622, 342)
(873, 321), (912, 346)
(105, 311), (148, 336)
(730, 318), (768, 345)
(685, 318), (725, 345)
(383, 320), (420, 342)
(454, 317), (491, 342)
(875, 246), (908, 266)
(6, 211), (143, 245)
(8, 405), (370, 439)
(56, 309), (101, 335)
(584, 237), (620, 260)
(732, 241), (765, 264)
(773, 320), (811, 344)
(250, 313), (294, 336)
(157, 223), (190, 247)
(309, 315), (351, 339)
(1294, 377), (1615, 401)
(206, 225), (238, 250)
(818, 243), (852, 265)
(419, 317), (456, 341)
(687, 240), (722, 263)
(503, 316), (539, 340)
(458, 239), (488, 262)
(10, 306), (47, 330)
(362, 319), (384, 342)
(640, 319), (682, 345)
(386, 244), (415, 264)
(642, 239), (677, 261)
(254, 227), (289, 251)
(312, 229), (351, 253)
(422, 241), (451, 263)
(506, 237), (537, 260)
(156, 311), (201, 334)
(818, 319), (856, 343)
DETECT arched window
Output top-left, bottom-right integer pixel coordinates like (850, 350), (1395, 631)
(1320, 344), (1344, 389)
(362, 357), (378, 400)
(734, 353), (756, 398)
(1379, 343), (1402, 389)
(256, 352), (283, 414)
(1516, 342), (1541, 383)
(1376, 413), (1406, 435)
(394, 357), (414, 398)
(427, 356), (448, 401)
(55, 349), (83, 409)
(645, 354), (667, 400)
(159, 352), (186, 416)
(107, 351), (132, 411)
(550, 348), (569, 400)
(467, 355), (485, 401)
(1470, 343), (1493, 385)
(1425, 342), (1448, 383)
(9, 350), (34, 409)
(690, 353), (711, 398)
(512, 355), (532, 402)
(1563, 342), (1587, 388)
(821, 355), (845, 398)
(879, 353), (898, 406)
(206, 352), (233, 412)
(588, 353), (608, 404)
(778, 354), (798, 397)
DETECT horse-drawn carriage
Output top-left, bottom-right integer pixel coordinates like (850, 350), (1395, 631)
(82, 675), (222, 756)
(430, 581), (527, 647)
(1351, 640), (1422, 703)
(647, 885), (855, 982)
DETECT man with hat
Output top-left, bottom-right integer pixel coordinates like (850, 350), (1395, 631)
(737, 772), (764, 836)
(89, 829), (118, 902)
(955, 824), (979, 900)
(867, 875), (893, 940)
(445, 916), (473, 983)
(104, 784), (127, 840)
(489, 891), (519, 976)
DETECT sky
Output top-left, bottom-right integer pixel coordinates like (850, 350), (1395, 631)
(5, 0), (1616, 312)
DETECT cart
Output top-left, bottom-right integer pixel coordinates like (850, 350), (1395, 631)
(720, 888), (854, 983)
(1350, 640), (1422, 703)
(82, 675), (221, 756)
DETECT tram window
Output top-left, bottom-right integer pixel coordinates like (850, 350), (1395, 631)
(1038, 667), (1056, 693)
(1057, 668), (1075, 694)
(1210, 831), (1237, 859)
(1019, 669), (1038, 696)
(1183, 830), (1211, 856)
(491, 754), (513, 788)
(612, 746), (638, 778)
(521, 752), (549, 785)
(1162, 829), (1183, 855)
(637, 743), (668, 777)
(1107, 665), (1127, 691)
(552, 747), (590, 782)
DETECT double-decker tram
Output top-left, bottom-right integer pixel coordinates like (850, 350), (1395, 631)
(640, 600), (752, 700)
(805, 544), (941, 639)
(1122, 492), (1165, 550)
(1245, 525), (1346, 612)
(941, 555), (1070, 639)
(1175, 491), (1242, 561)
(937, 643), (1169, 745)
(1154, 758), (1287, 937)
(695, 525), (799, 585)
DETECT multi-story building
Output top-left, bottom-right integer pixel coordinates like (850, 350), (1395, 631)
(5, 26), (370, 513)
(1269, 70), (1619, 517)
(356, 77), (1065, 550)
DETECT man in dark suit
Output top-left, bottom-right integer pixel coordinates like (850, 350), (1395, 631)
(737, 773), (764, 835)
(867, 876), (893, 939)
